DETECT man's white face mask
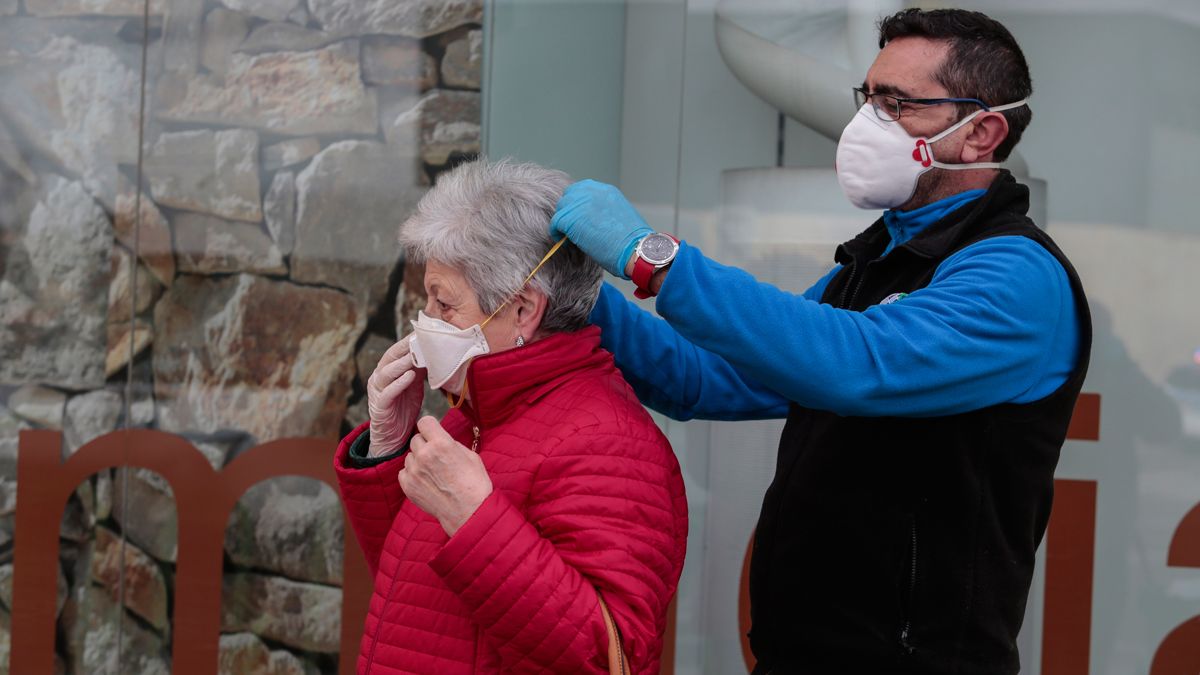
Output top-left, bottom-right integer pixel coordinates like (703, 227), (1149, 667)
(835, 99), (1029, 210)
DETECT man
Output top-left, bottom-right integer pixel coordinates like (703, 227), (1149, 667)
(549, 8), (1091, 675)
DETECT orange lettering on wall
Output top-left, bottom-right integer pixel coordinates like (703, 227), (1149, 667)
(1150, 616), (1200, 675)
(1065, 393), (1101, 442)
(1041, 479), (1098, 675)
(10, 429), (371, 675)
(1166, 502), (1200, 568)
(1148, 502), (1200, 673)
(1039, 393), (1102, 675)
(739, 534), (754, 673)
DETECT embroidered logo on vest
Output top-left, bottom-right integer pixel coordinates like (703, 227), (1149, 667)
(880, 292), (908, 305)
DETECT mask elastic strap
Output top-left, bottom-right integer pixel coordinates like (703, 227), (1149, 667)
(444, 238), (567, 409)
(447, 379), (469, 409)
(928, 159), (1004, 170)
(479, 237), (567, 329)
(925, 98), (1030, 145)
(924, 98), (1029, 170)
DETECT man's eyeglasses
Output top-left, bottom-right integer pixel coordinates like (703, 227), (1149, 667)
(852, 87), (991, 121)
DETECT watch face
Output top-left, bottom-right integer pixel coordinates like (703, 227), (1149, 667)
(640, 234), (677, 265)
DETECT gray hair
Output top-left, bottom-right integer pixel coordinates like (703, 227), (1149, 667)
(398, 158), (603, 334)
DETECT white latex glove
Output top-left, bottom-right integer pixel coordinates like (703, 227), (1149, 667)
(366, 335), (425, 457)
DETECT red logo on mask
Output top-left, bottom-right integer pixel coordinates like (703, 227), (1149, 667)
(913, 139), (933, 168)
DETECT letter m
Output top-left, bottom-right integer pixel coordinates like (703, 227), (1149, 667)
(9, 429), (371, 675)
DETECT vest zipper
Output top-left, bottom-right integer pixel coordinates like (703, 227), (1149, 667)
(838, 260), (872, 310)
(900, 517), (918, 654)
(837, 263), (859, 308)
(471, 426), (480, 452)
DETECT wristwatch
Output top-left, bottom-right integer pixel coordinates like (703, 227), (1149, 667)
(631, 232), (679, 299)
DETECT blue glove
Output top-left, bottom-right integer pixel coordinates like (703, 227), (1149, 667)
(549, 180), (653, 279)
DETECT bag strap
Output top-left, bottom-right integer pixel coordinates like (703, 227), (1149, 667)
(597, 591), (628, 675)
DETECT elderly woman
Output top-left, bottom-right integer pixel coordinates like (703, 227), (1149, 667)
(334, 159), (688, 674)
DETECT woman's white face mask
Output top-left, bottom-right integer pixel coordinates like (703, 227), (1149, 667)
(835, 99), (1029, 210)
(408, 311), (492, 394)
(408, 239), (567, 400)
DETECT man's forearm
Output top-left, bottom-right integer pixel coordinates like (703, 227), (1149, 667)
(651, 240), (1076, 417)
(590, 282), (789, 421)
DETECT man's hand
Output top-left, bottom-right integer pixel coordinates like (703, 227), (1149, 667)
(366, 336), (425, 457)
(399, 416), (493, 536)
(549, 179), (652, 279)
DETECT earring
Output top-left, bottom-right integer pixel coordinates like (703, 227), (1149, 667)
(515, 335), (525, 347)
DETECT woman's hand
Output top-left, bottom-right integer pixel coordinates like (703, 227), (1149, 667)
(367, 336), (425, 457)
(400, 416), (494, 536)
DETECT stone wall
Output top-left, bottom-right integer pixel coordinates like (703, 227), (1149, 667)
(0, 0), (480, 671)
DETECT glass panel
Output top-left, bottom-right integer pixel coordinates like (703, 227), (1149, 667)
(130, 0), (483, 669)
(4, 0), (483, 671)
(124, 0), (480, 662)
(968, 5), (1200, 673)
(487, 1), (1200, 673)
(485, 0), (698, 669)
(0, 2), (143, 670)
(8, 0), (1199, 672)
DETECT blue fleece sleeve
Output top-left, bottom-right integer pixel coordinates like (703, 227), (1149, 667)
(654, 236), (1080, 417)
(588, 283), (791, 421)
(803, 264), (842, 302)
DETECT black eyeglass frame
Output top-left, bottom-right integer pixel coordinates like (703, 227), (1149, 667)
(852, 86), (991, 121)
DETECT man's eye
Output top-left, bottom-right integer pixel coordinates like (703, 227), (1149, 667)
(438, 301), (451, 312)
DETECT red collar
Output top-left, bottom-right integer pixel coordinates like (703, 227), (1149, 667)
(459, 326), (611, 428)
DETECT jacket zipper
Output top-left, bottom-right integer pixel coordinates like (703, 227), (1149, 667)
(900, 517), (918, 654)
(364, 425), (479, 673)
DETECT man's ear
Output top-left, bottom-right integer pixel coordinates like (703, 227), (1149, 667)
(960, 111), (1010, 163)
(513, 287), (549, 339)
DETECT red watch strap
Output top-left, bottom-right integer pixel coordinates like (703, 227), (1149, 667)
(631, 234), (678, 299)
(631, 254), (657, 298)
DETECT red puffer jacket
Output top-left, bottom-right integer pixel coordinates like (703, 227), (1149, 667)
(335, 326), (688, 674)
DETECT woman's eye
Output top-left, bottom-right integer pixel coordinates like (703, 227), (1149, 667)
(437, 301), (451, 312)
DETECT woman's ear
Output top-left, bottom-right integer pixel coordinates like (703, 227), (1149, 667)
(513, 287), (549, 340)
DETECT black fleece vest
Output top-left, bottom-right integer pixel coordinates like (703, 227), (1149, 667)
(748, 173), (1092, 675)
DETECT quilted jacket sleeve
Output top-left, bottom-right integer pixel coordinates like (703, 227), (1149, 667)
(333, 421), (410, 578)
(428, 423), (685, 674)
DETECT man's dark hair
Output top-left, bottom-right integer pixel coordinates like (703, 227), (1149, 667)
(878, 8), (1032, 161)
